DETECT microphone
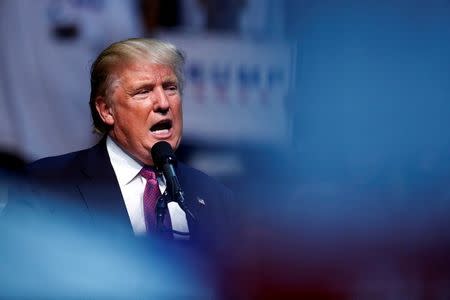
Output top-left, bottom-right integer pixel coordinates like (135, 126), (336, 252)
(151, 141), (196, 221)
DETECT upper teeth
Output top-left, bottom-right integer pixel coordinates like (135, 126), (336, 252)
(153, 129), (169, 134)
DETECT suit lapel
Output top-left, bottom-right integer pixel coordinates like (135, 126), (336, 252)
(77, 137), (133, 233)
(175, 163), (212, 240)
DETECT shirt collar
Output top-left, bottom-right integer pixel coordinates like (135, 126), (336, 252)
(106, 136), (143, 186)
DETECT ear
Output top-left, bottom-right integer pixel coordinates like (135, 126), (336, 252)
(95, 96), (115, 126)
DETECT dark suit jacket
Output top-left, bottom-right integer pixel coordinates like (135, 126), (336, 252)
(17, 137), (234, 253)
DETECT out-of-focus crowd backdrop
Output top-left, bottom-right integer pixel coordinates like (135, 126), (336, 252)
(1, 0), (450, 299)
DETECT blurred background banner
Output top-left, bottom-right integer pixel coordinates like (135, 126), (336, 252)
(0, 0), (291, 160)
(161, 34), (294, 146)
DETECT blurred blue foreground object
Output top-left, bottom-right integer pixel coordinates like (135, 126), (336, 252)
(0, 201), (214, 299)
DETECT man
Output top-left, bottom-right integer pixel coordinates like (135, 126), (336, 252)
(15, 38), (234, 251)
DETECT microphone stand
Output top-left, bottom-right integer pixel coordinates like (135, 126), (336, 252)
(156, 184), (196, 234)
(167, 175), (196, 222)
(156, 191), (169, 233)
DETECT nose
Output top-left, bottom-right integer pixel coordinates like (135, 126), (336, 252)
(153, 87), (170, 114)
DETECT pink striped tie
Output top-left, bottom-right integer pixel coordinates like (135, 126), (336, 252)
(140, 166), (172, 235)
(140, 166), (162, 232)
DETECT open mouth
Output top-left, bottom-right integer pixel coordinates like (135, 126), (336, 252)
(150, 119), (172, 135)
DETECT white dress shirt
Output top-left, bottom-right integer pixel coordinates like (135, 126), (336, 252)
(106, 136), (189, 238)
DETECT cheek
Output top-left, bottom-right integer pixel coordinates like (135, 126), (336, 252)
(174, 100), (183, 119)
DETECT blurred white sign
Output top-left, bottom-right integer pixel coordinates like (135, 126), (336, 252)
(162, 34), (294, 146)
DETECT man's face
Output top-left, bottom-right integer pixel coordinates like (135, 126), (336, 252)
(97, 60), (183, 165)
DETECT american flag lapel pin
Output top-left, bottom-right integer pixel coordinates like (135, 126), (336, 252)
(197, 196), (206, 206)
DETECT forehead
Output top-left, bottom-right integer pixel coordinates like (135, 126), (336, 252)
(114, 60), (177, 83)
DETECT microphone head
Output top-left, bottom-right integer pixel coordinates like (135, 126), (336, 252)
(151, 141), (177, 169)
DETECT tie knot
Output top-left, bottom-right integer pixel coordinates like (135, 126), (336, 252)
(140, 166), (157, 182)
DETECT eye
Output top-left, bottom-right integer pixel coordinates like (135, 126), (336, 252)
(163, 80), (178, 91)
(137, 89), (150, 95)
(164, 84), (178, 95)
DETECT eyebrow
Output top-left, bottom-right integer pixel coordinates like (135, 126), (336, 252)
(129, 77), (178, 91)
(161, 76), (178, 83)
